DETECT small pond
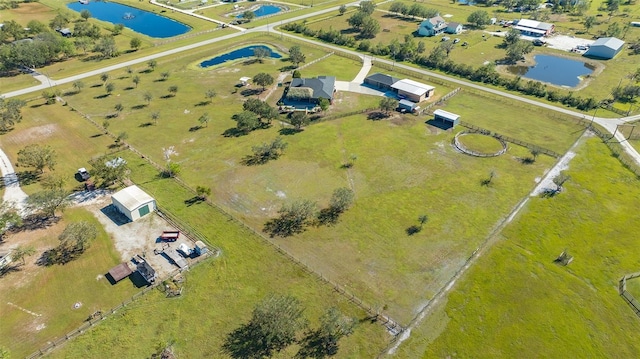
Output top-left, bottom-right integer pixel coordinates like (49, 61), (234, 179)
(67, 1), (190, 38)
(199, 45), (282, 68)
(237, 5), (282, 18)
(506, 54), (595, 87)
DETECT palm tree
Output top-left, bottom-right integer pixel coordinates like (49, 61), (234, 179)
(198, 113), (211, 127)
(168, 85), (178, 97)
(160, 71), (170, 81)
(418, 214), (428, 229)
(105, 82), (115, 96)
(205, 89), (216, 104)
(114, 103), (124, 117)
(144, 91), (153, 105)
(100, 72), (110, 85)
(147, 59), (157, 72)
(151, 111), (160, 125)
(132, 75), (140, 88)
(72, 80), (85, 93)
(126, 66), (133, 77)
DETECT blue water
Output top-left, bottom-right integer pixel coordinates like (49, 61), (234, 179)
(199, 45), (282, 68)
(507, 55), (595, 87)
(237, 5), (282, 18)
(67, 1), (190, 38)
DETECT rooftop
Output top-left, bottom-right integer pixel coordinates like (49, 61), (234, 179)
(112, 185), (155, 212)
(434, 109), (460, 120)
(290, 76), (336, 99)
(515, 19), (554, 31)
(391, 79), (435, 96)
(590, 37), (625, 50)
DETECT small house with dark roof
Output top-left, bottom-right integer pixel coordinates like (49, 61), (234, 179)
(107, 262), (133, 283)
(418, 16), (447, 37)
(286, 76), (336, 104)
(137, 260), (157, 284)
(446, 22), (462, 34)
(585, 37), (625, 59)
(364, 73), (400, 90)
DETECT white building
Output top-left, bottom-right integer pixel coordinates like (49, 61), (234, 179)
(111, 185), (156, 222)
(585, 37), (625, 59)
(513, 19), (554, 37)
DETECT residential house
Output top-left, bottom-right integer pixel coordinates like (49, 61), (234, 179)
(418, 16), (447, 37)
(286, 76), (336, 104)
(446, 22), (463, 35)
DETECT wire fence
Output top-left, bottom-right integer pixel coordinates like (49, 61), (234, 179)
(459, 121), (561, 158)
(421, 87), (462, 115)
(26, 249), (215, 359)
(619, 272), (640, 317)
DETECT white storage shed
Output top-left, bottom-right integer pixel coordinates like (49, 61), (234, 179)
(111, 185), (156, 222)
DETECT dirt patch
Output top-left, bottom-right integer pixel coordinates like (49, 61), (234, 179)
(4, 124), (58, 146)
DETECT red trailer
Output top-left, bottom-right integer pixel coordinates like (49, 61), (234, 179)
(159, 231), (180, 241)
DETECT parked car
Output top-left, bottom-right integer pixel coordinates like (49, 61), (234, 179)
(453, 38), (460, 44)
(77, 168), (90, 181)
(442, 37), (450, 42)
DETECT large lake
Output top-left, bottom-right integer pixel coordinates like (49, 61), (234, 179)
(507, 55), (595, 87)
(68, 1), (190, 38)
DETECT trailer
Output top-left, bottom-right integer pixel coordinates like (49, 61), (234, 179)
(163, 248), (188, 269)
(159, 230), (180, 242)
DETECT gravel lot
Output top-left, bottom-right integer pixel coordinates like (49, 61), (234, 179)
(74, 191), (192, 280)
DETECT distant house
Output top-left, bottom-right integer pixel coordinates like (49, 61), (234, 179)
(446, 22), (463, 35)
(286, 76), (336, 104)
(585, 37), (625, 59)
(512, 19), (554, 37)
(111, 185), (156, 222)
(418, 16), (447, 37)
(433, 109), (460, 128)
(364, 73), (400, 90)
(391, 79), (435, 103)
(57, 28), (72, 37)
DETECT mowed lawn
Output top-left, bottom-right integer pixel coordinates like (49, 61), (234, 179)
(394, 137), (640, 358)
(0, 209), (139, 358)
(39, 38), (587, 324)
(0, 101), (114, 195)
(47, 152), (390, 359)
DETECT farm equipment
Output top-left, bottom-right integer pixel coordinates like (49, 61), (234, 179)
(159, 230), (180, 242)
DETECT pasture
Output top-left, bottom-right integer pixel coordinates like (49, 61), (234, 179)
(393, 137), (640, 358)
(35, 34), (589, 325)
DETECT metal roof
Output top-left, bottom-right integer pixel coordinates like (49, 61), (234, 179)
(112, 185), (155, 212)
(515, 19), (553, 31)
(391, 79), (435, 96)
(434, 109), (460, 121)
(590, 37), (625, 50)
(513, 25), (547, 35)
(365, 73), (400, 87)
(108, 262), (133, 282)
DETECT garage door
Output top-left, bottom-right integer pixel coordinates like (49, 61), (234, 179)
(138, 204), (150, 217)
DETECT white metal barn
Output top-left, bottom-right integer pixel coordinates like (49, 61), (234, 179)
(111, 185), (156, 222)
(585, 37), (625, 59)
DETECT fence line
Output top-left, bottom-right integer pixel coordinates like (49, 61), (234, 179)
(619, 273), (640, 318)
(26, 249), (215, 359)
(459, 121), (561, 158)
(421, 87), (462, 115)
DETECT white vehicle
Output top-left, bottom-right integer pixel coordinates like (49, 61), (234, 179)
(77, 168), (90, 181)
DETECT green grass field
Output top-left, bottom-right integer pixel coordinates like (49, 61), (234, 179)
(17, 36), (588, 326)
(0, 208), (140, 358)
(46, 151), (390, 359)
(393, 137), (640, 358)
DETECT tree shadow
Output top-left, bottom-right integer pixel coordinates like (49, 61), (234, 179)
(279, 65), (297, 72)
(278, 128), (302, 136)
(12, 214), (60, 234)
(139, 122), (153, 127)
(367, 111), (389, 121)
(222, 322), (270, 359)
(184, 196), (205, 206)
(160, 94), (174, 99)
(316, 207), (340, 226)
(241, 88), (263, 97)
(30, 103), (45, 109)
(90, 133), (104, 138)
(15, 170), (40, 186)
(242, 59), (260, 65)
(0, 264), (22, 278)
(64, 90), (80, 96)
(425, 119), (453, 131)
(518, 156), (535, 164)
(405, 225), (421, 236)
(194, 101), (210, 107)
(94, 94), (110, 99)
(222, 127), (247, 138)
(189, 125), (203, 132)
(131, 104), (147, 110)
(123, 86), (135, 91)
(90, 83), (103, 88)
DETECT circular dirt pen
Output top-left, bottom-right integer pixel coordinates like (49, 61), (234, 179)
(454, 132), (507, 157)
